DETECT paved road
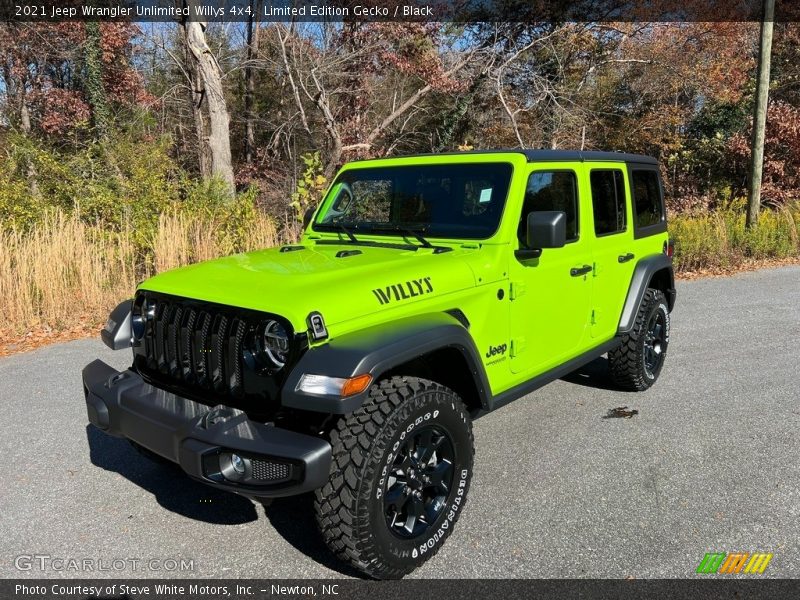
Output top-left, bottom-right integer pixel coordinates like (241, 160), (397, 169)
(1, 266), (798, 579)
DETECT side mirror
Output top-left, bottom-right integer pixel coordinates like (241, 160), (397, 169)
(516, 211), (567, 260)
(302, 206), (315, 230)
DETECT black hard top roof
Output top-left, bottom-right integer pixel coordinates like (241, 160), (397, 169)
(369, 148), (658, 165)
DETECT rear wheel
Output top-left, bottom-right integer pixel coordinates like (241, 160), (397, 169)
(609, 288), (670, 391)
(314, 376), (474, 579)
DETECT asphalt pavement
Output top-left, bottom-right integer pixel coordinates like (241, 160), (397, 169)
(1, 266), (798, 579)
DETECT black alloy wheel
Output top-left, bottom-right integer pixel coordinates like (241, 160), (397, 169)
(643, 310), (667, 378)
(383, 425), (455, 538)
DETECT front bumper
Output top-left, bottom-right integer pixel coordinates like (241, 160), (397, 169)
(82, 360), (331, 499)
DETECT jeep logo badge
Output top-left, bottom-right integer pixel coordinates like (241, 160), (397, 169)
(485, 343), (507, 358)
(372, 277), (433, 305)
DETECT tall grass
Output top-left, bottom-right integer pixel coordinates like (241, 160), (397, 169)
(0, 210), (280, 334)
(669, 201), (800, 271)
(0, 203), (798, 341)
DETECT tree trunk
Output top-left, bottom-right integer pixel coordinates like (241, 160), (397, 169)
(183, 9), (235, 197)
(746, 0), (775, 229)
(84, 21), (109, 140)
(19, 90), (40, 197)
(180, 24), (210, 177)
(244, 1), (261, 164)
(192, 67), (210, 177)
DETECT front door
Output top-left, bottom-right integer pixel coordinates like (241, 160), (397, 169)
(509, 167), (593, 376)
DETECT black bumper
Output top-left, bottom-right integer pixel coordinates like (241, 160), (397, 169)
(82, 360), (331, 499)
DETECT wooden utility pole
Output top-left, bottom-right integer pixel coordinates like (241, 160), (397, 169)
(746, 0), (775, 229)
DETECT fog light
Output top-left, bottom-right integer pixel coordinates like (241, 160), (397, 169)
(219, 452), (250, 481)
(231, 453), (245, 475)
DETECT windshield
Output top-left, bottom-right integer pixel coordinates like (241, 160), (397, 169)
(313, 163), (513, 240)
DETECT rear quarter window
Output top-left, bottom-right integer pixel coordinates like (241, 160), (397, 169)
(630, 168), (666, 237)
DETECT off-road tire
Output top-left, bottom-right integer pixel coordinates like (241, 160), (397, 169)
(314, 376), (474, 579)
(609, 288), (670, 391)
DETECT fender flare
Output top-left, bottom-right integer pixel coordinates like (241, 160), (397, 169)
(101, 299), (133, 350)
(617, 254), (675, 335)
(281, 312), (491, 414)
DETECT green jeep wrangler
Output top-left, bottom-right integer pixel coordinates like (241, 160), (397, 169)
(83, 150), (675, 578)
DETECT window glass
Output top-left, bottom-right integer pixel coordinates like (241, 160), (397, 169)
(519, 171), (578, 243)
(631, 170), (664, 228)
(590, 170), (626, 235)
(315, 163), (512, 239)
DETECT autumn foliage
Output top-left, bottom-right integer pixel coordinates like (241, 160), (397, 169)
(0, 19), (799, 348)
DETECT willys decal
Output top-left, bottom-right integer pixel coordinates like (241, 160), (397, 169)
(372, 277), (433, 305)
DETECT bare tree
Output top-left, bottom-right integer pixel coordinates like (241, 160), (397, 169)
(274, 23), (480, 177)
(183, 4), (235, 196)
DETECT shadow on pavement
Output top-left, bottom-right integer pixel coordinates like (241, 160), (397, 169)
(86, 425), (362, 576)
(560, 356), (626, 392)
(264, 495), (366, 578)
(85, 425), (258, 525)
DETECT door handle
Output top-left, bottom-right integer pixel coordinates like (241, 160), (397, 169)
(570, 264), (593, 277)
(618, 253), (635, 263)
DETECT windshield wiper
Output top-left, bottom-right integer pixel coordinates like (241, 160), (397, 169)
(316, 222), (359, 243)
(368, 225), (434, 249)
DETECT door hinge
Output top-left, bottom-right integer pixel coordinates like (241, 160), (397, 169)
(591, 309), (597, 326)
(511, 337), (527, 357)
(510, 281), (526, 300)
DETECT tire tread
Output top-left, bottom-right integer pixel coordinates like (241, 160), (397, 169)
(608, 288), (668, 391)
(314, 376), (473, 579)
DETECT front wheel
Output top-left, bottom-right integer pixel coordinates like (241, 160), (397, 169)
(314, 376), (474, 579)
(608, 288), (670, 391)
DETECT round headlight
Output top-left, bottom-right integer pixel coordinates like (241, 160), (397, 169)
(131, 297), (153, 340)
(263, 320), (290, 368)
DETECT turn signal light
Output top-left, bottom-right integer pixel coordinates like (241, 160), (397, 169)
(296, 373), (373, 397)
(342, 374), (373, 397)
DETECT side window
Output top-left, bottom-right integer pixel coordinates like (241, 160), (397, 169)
(590, 170), (626, 236)
(631, 170), (664, 229)
(519, 171), (578, 244)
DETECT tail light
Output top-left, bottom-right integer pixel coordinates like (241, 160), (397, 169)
(664, 239), (674, 258)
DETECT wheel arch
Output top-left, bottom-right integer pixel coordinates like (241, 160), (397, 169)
(281, 312), (491, 415)
(618, 253), (676, 335)
(380, 346), (487, 416)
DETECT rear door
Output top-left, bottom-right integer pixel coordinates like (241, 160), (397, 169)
(586, 163), (636, 339)
(628, 164), (669, 259)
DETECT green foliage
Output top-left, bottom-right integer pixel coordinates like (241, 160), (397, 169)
(0, 131), (277, 261)
(289, 152), (327, 220)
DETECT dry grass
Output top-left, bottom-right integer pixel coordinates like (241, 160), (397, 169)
(0, 211), (280, 346)
(669, 203), (800, 272)
(1, 204), (798, 356)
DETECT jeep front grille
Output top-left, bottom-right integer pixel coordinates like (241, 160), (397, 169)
(133, 293), (299, 412)
(142, 300), (247, 397)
